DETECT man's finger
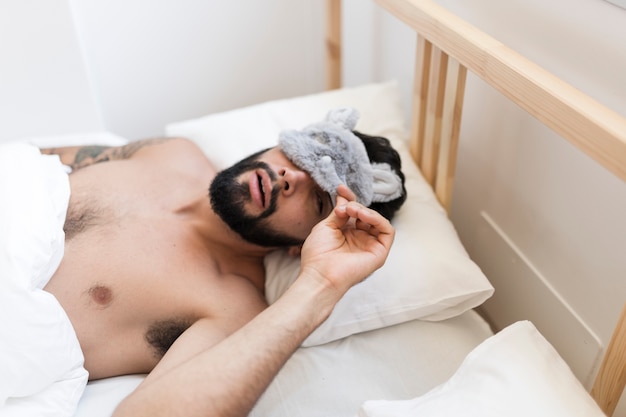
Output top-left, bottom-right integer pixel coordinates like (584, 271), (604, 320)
(342, 203), (395, 243)
(336, 184), (357, 203)
(333, 185), (357, 218)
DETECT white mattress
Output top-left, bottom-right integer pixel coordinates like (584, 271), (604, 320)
(75, 310), (492, 417)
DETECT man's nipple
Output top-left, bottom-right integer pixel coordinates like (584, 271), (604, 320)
(88, 284), (113, 307)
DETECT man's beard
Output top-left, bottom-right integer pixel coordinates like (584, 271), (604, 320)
(209, 154), (304, 247)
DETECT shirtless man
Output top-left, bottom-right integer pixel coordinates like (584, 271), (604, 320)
(40, 109), (406, 416)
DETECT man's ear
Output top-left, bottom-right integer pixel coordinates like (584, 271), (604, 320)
(288, 246), (302, 257)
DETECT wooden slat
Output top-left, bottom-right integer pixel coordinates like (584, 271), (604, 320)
(375, 0), (626, 184)
(410, 38), (468, 213)
(325, 0), (342, 90)
(409, 35), (432, 165)
(420, 45), (448, 185)
(435, 58), (467, 213)
(591, 303), (626, 416)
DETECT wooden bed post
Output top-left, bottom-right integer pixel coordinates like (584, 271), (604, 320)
(591, 302), (626, 416)
(325, 0), (342, 90)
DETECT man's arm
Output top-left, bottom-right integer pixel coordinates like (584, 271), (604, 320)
(40, 138), (171, 171)
(112, 185), (395, 417)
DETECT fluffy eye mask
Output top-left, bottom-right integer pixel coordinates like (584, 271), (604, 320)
(278, 107), (403, 206)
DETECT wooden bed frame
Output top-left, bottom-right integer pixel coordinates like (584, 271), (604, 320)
(325, 0), (626, 415)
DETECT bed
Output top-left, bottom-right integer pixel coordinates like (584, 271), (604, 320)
(1, 0), (625, 416)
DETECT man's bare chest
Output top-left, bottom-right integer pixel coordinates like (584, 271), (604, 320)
(47, 213), (267, 378)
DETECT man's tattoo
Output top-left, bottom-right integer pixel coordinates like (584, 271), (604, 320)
(75, 146), (112, 165)
(72, 137), (171, 170)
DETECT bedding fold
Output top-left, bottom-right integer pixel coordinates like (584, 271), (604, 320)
(0, 143), (88, 417)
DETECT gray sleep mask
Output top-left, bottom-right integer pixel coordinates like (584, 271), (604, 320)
(278, 107), (403, 206)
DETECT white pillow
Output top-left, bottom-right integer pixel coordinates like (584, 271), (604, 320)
(166, 81), (494, 346)
(359, 321), (606, 417)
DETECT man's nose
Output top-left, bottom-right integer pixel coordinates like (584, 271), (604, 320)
(278, 167), (309, 196)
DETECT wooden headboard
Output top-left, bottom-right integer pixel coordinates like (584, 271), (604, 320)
(325, 0), (626, 415)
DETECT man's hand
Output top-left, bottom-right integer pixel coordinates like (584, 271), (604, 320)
(299, 184), (395, 296)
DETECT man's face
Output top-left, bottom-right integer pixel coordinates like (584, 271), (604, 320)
(209, 147), (333, 247)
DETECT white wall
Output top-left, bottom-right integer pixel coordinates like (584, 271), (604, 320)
(69, 0), (325, 139)
(0, 0), (102, 142)
(1, 0), (325, 142)
(346, 0), (626, 406)
(440, 0), (626, 360)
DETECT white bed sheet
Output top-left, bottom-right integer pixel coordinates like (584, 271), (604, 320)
(75, 310), (492, 417)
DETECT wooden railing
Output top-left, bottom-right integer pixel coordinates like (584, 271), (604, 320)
(325, 0), (626, 414)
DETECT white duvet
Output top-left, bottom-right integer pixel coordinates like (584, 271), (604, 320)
(0, 143), (88, 417)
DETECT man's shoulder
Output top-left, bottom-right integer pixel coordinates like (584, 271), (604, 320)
(133, 137), (215, 174)
(132, 137), (200, 158)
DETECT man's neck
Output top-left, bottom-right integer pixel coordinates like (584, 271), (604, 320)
(187, 195), (276, 292)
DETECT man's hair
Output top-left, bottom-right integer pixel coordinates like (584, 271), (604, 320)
(353, 131), (407, 221)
